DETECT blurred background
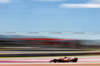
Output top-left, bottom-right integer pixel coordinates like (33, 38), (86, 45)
(0, 33), (100, 57)
(0, 0), (100, 57)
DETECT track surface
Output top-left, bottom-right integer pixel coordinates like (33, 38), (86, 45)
(0, 56), (100, 66)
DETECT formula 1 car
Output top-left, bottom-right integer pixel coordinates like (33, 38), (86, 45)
(50, 57), (78, 63)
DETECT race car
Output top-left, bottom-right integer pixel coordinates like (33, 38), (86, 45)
(50, 57), (78, 63)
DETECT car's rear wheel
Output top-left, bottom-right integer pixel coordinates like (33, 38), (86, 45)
(72, 58), (78, 62)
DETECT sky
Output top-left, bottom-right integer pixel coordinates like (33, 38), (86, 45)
(0, 0), (100, 39)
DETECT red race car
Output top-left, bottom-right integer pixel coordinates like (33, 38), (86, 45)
(50, 57), (78, 63)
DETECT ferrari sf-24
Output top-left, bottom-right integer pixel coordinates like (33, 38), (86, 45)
(50, 57), (78, 63)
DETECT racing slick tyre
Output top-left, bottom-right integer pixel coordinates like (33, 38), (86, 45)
(54, 59), (58, 63)
(71, 58), (78, 62)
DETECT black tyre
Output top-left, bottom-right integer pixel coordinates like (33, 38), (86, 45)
(53, 59), (58, 63)
(73, 58), (78, 62)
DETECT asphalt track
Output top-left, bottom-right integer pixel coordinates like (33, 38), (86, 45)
(0, 56), (100, 66)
